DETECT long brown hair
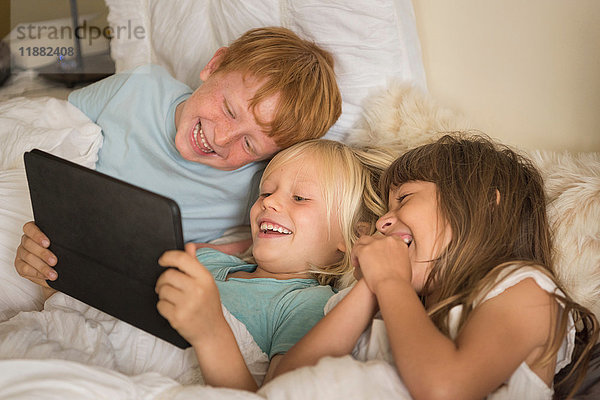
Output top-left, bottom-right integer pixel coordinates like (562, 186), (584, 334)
(381, 134), (598, 396)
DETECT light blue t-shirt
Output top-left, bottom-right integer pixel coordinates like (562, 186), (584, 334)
(68, 64), (265, 243)
(197, 248), (335, 359)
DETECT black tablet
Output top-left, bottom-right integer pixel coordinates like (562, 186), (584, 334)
(24, 149), (189, 349)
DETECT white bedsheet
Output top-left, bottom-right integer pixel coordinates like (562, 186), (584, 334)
(0, 293), (269, 385)
(0, 355), (409, 400)
(0, 96), (103, 321)
(0, 96), (410, 399)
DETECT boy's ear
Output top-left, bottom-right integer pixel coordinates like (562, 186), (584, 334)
(199, 47), (229, 81)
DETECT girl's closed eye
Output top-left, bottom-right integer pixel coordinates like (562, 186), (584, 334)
(396, 193), (409, 202)
(395, 193), (411, 205)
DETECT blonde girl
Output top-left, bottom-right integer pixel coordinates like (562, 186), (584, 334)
(156, 139), (394, 391)
(274, 134), (598, 399)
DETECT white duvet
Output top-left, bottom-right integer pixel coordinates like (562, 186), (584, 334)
(0, 96), (102, 321)
(0, 96), (409, 399)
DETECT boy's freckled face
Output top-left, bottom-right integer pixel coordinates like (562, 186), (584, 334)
(174, 70), (281, 171)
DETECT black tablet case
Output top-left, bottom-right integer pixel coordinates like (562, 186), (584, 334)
(24, 149), (190, 348)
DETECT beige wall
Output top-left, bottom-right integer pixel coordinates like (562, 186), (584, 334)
(412, 0), (600, 152)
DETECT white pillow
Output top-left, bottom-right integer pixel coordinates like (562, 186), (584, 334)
(104, 0), (426, 143)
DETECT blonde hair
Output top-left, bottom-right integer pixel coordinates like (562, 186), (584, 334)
(215, 27), (342, 148)
(381, 133), (598, 396)
(251, 139), (394, 288)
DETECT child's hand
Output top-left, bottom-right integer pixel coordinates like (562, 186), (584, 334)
(351, 233), (411, 294)
(155, 243), (225, 346)
(14, 221), (58, 287)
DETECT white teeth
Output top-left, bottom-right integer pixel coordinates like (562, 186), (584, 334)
(192, 123), (214, 153)
(260, 222), (291, 234)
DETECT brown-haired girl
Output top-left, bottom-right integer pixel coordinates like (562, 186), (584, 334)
(274, 134), (598, 399)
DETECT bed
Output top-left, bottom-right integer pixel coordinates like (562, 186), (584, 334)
(0, 0), (598, 398)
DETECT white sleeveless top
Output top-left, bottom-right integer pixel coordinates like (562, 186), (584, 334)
(337, 266), (575, 400)
(448, 266), (575, 400)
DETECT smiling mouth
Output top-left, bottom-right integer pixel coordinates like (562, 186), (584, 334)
(193, 122), (215, 153)
(260, 222), (292, 235)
